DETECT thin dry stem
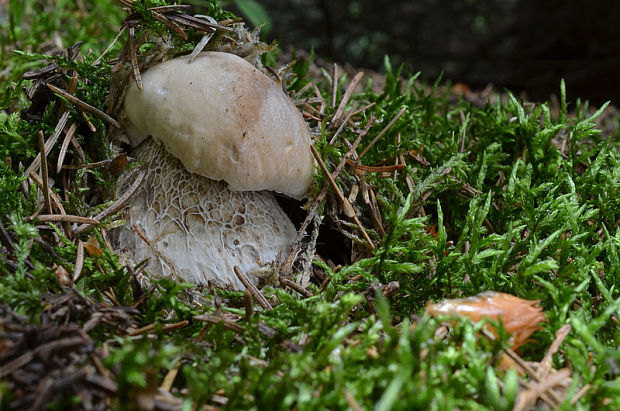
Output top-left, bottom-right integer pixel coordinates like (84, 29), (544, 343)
(38, 131), (52, 215)
(330, 71), (364, 128)
(310, 144), (374, 250)
(24, 111), (70, 177)
(73, 240), (85, 282)
(359, 106), (407, 159)
(56, 122), (78, 173)
(233, 266), (272, 310)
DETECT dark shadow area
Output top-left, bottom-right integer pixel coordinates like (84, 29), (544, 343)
(257, 0), (620, 105)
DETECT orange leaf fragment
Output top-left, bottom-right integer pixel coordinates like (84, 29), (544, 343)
(426, 291), (547, 349)
(84, 236), (104, 258)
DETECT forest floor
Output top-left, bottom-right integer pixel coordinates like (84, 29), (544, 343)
(1, 1), (619, 410)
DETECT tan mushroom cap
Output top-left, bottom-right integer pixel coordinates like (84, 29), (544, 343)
(124, 51), (314, 199)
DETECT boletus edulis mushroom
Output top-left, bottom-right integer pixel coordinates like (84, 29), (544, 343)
(116, 51), (314, 290)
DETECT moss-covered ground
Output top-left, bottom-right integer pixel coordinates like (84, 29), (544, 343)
(1, 1), (619, 409)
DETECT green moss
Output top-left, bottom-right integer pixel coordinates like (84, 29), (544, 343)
(1, 0), (619, 409)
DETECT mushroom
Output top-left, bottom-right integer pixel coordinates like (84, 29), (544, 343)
(115, 51), (314, 290)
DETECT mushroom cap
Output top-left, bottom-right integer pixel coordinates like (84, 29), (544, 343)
(124, 51), (314, 199)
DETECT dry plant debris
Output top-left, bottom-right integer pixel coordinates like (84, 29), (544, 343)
(0, 0), (618, 409)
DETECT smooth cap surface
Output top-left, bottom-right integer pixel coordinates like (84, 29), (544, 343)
(124, 51), (314, 198)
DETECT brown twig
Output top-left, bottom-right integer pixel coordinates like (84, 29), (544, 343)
(93, 26), (126, 66)
(233, 266), (272, 310)
(280, 278), (314, 298)
(33, 214), (99, 225)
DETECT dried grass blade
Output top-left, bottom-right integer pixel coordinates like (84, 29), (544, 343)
(193, 314), (246, 334)
(56, 122), (78, 173)
(331, 63), (338, 108)
(94, 26), (126, 66)
(24, 111), (70, 177)
(310, 145), (374, 249)
(167, 13), (226, 32)
(73, 240), (84, 282)
(330, 71), (364, 128)
(359, 106), (407, 159)
(188, 32), (214, 63)
(38, 131), (52, 215)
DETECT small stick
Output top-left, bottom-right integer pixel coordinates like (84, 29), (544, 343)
(151, 10), (187, 40)
(70, 134), (86, 164)
(280, 278), (313, 298)
(47, 83), (121, 128)
(310, 144), (355, 217)
(62, 159), (112, 170)
(313, 83), (325, 115)
(73, 240), (85, 282)
(349, 102), (376, 118)
(233, 266), (272, 310)
(38, 131), (52, 215)
(129, 320), (189, 336)
(328, 102), (357, 145)
(359, 106), (407, 159)
(243, 289), (254, 320)
(34, 214), (99, 224)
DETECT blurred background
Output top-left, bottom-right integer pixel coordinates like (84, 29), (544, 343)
(227, 0), (620, 105)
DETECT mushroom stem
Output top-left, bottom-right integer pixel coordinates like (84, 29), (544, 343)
(115, 139), (296, 290)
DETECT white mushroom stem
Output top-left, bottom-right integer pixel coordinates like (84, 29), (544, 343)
(115, 140), (296, 290)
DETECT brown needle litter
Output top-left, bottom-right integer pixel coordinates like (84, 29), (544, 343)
(47, 83), (121, 128)
(359, 106), (407, 159)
